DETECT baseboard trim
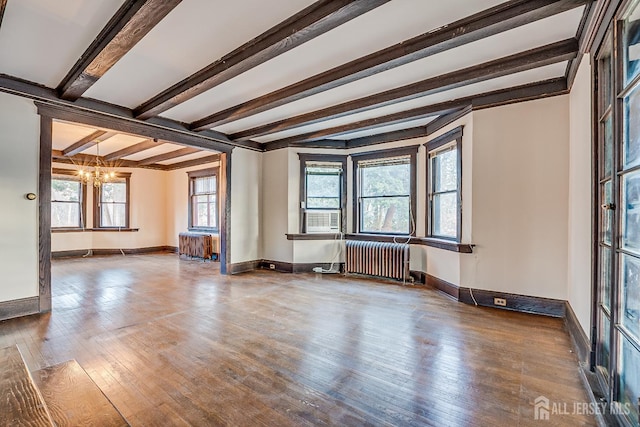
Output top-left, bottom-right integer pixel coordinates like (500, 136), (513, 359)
(52, 246), (176, 259)
(293, 262), (344, 273)
(458, 287), (566, 317)
(425, 274), (459, 299)
(228, 260), (262, 274)
(0, 296), (40, 321)
(260, 260), (294, 273)
(564, 301), (590, 364)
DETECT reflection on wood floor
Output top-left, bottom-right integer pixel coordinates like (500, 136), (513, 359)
(0, 254), (595, 426)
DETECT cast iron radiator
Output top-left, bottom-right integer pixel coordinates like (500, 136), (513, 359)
(178, 232), (214, 259)
(345, 240), (409, 281)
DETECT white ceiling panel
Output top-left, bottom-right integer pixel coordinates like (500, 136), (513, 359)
(222, 9), (582, 136)
(52, 121), (100, 151)
(158, 0), (505, 123)
(255, 62), (567, 143)
(0, 0), (127, 87)
(330, 116), (438, 141)
(163, 7), (583, 128)
(158, 150), (213, 165)
(84, 0), (319, 108)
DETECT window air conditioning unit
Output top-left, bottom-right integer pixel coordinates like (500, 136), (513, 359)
(306, 210), (341, 233)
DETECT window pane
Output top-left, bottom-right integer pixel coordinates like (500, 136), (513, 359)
(209, 200), (217, 228)
(101, 203), (126, 227)
(307, 197), (340, 209)
(619, 337), (640, 423)
(599, 312), (610, 375)
(433, 149), (457, 192)
(621, 254), (640, 341)
(361, 196), (409, 234)
(102, 182), (126, 203)
(195, 202), (209, 227)
(623, 171), (640, 253)
(599, 45), (612, 109)
(603, 115), (613, 178)
(52, 179), (80, 202)
(194, 176), (216, 195)
(601, 246), (612, 311)
(625, 3), (640, 84)
(307, 174), (339, 198)
(432, 192), (458, 238)
(51, 202), (80, 228)
(361, 162), (410, 197)
(603, 180), (613, 245)
(625, 85), (640, 169)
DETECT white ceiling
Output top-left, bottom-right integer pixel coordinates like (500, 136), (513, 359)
(0, 0), (588, 155)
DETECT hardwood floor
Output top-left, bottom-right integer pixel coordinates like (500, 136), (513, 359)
(0, 254), (595, 426)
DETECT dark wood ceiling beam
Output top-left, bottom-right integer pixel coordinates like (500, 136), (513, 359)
(262, 77), (567, 151)
(137, 147), (200, 165)
(164, 154), (221, 171)
(235, 39), (578, 140)
(0, 74), (243, 152)
(57, 0), (182, 101)
(62, 130), (118, 157)
(103, 138), (162, 161)
(134, 0), (390, 119)
(261, 105), (460, 146)
(566, 0), (595, 89)
(52, 150), (149, 169)
(191, 0), (591, 131)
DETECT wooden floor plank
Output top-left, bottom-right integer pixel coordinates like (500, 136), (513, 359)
(0, 254), (596, 426)
(0, 345), (53, 426)
(32, 360), (129, 427)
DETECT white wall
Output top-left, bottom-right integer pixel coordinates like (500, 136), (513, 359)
(230, 148), (261, 263)
(468, 96), (570, 300)
(261, 149), (292, 262)
(568, 54), (593, 334)
(51, 165), (169, 251)
(0, 92), (40, 302)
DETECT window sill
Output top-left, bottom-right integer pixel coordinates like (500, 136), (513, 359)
(52, 228), (139, 233)
(344, 234), (474, 253)
(286, 233), (343, 241)
(188, 228), (219, 234)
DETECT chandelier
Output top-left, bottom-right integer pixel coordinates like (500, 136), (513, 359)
(77, 142), (117, 187)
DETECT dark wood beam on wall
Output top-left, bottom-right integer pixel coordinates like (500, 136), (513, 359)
(39, 115), (52, 313)
(231, 38), (578, 140)
(192, 0), (591, 131)
(134, 0), (390, 120)
(103, 138), (161, 161)
(62, 130), (117, 157)
(57, 0), (182, 100)
(136, 147), (200, 165)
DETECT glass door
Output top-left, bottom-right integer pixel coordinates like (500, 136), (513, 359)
(594, 3), (640, 425)
(595, 32), (614, 387)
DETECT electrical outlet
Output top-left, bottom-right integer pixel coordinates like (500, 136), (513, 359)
(269, 264), (276, 270)
(494, 297), (507, 306)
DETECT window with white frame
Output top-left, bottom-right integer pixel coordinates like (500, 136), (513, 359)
(95, 176), (130, 228)
(299, 154), (346, 233)
(188, 168), (218, 231)
(427, 127), (462, 241)
(51, 175), (84, 228)
(352, 146), (417, 235)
